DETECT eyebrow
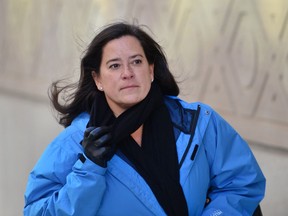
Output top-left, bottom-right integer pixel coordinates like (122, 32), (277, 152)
(105, 54), (144, 65)
(106, 58), (121, 66)
(129, 54), (144, 59)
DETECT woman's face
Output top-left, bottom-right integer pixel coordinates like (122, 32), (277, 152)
(93, 35), (154, 116)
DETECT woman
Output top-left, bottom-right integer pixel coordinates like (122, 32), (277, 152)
(24, 22), (265, 216)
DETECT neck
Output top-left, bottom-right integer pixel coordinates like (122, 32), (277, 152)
(131, 125), (143, 146)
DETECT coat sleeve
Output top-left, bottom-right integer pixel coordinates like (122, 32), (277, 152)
(201, 109), (266, 216)
(24, 128), (107, 216)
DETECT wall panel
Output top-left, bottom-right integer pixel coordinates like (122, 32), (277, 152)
(0, 0), (287, 214)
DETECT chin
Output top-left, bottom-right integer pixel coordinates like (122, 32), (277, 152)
(122, 98), (143, 108)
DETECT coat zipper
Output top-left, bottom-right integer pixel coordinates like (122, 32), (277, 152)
(179, 105), (201, 168)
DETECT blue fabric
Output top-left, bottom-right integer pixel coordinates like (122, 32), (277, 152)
(24, 97), (265, 216)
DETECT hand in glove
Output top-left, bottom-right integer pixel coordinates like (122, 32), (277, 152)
(81, 126), (114, 167)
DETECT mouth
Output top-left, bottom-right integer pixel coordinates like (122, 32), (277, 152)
(120, 85), (139, 90)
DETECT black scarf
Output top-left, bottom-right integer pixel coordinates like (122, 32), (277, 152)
(88, 83), (188, 216)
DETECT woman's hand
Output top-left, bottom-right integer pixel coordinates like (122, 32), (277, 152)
(81, 126), (114, 167)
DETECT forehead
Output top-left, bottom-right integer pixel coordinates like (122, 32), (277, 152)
(102, 36), (144, 56)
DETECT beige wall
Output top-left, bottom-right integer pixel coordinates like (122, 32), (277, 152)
(1, 0), (288, 215)
(1, 0), (287, 149)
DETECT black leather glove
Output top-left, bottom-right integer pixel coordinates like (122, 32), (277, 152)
(81, 126), (114, 167)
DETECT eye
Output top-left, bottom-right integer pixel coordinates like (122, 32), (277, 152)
(109, 63), (120, 69)
(132, 59), (142, 65)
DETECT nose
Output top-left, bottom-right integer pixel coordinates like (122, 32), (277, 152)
(121, 64), (134, 79)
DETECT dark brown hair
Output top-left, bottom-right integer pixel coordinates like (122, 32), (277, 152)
(49, 22), (179, 127)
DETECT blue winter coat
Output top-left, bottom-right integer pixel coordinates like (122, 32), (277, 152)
(24, 97), (265, 216)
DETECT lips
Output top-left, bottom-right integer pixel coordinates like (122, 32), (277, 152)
(120, 85), (139, 90)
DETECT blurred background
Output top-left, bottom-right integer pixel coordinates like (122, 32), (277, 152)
(0, 0), (288, 215)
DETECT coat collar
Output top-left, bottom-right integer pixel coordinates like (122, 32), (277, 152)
(164, 96), (198, 134)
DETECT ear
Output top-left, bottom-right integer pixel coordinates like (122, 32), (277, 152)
(149, 64), (154, 82)
(92, 71), (103, 91)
